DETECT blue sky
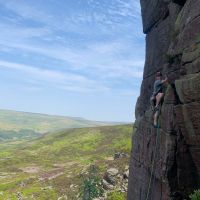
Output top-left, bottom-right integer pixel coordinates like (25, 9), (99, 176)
(0, 0), (145, 122)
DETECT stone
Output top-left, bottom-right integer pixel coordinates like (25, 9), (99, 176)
(163, 84), (177, 104)
(182, 43), (200, 64)
(168, 0), (200, 56)
(140, 0), (169, 33)
(114, 152), (129, 160)
(104, 174), (116, 185)
(160, 104), (176, 133)
(102, 179), (114, 190)
(182, 57), (200, 75)
(16, 192), (23, 200)
(173, 0), (186, 6)
(175, 73), (200, 103)
(57, 196), (68, 200)
(106, 168), (119, 176)
(175, 102), (200, 145)
(123, 170), (129, 179)
(93, 198), (105, 200)
(125, 165), (129, 170)
(104, 168), (119, 185)
(144, 17), (171, 78)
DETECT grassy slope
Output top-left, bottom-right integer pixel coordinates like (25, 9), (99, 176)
(0, 109), (118, 140)
(0, 124), (133, 200)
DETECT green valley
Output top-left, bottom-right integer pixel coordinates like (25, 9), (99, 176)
(0, 124), (133, 200)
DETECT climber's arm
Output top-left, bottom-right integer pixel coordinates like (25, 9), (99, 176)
(161, 76), (168, 84)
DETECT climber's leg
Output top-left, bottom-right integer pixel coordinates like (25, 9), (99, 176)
(150, 95), (156, 111)
(153, 110), (159, 127)
(153, 93), (164, 127)
(155, 93), (164, 107)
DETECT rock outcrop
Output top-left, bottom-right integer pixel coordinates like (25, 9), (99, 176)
(128, 0), (200, 199)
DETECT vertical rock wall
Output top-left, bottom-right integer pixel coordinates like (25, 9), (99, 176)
(128, 0), (200, 199)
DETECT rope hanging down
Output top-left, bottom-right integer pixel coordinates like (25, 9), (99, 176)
(145, 121), (161, 200)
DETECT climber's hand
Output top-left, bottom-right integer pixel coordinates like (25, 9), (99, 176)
(161, 75), (168, 84)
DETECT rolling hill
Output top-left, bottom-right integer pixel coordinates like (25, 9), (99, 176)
(0, 109), (119, 141)
(0, 124), (133, 200)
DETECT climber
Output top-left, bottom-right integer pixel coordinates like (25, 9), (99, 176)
(151, 71), (168, 128)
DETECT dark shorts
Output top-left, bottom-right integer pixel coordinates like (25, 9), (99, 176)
(154, 89), (163, 96)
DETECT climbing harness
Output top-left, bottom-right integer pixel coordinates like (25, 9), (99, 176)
(145, 115), (161, 200)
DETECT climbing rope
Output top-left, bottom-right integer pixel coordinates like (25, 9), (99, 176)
(144, 67), (180, 80)
(152, 126), (161, 197)
(145, 118), (161, 200)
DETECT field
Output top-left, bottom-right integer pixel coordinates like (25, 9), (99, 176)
(0, 124), (133, 200)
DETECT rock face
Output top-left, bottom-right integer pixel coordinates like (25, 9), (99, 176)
(128, 0), (200, 199)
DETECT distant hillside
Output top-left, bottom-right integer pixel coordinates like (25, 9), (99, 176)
(0, 109), (119, 141)
(0, 124), (133, 199)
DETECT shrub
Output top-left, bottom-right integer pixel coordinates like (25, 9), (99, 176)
(189, 189), (200, 200)
(107, 191), (125, 200)
(80, 165), (103, 200)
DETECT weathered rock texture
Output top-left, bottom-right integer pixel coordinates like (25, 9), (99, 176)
(128, 0), (200, 199)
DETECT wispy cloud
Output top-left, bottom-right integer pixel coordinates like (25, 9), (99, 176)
(0, 34), (144, 78)
(0, 60), (110, 92)
(0, 60), (85, 81)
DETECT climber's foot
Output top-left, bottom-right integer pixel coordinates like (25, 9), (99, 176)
(153, 124), (158, 128)
(154, 106), (159, 112)
(153, 121), (159, 128)
(151, 105), (154, 111)
(154, 123), (160, 128)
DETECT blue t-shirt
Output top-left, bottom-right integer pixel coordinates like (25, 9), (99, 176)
(153, 80), (162, 96)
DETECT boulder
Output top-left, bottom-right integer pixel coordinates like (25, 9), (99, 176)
(102, 179), (114, 190)
(104, 168), (119, 185)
